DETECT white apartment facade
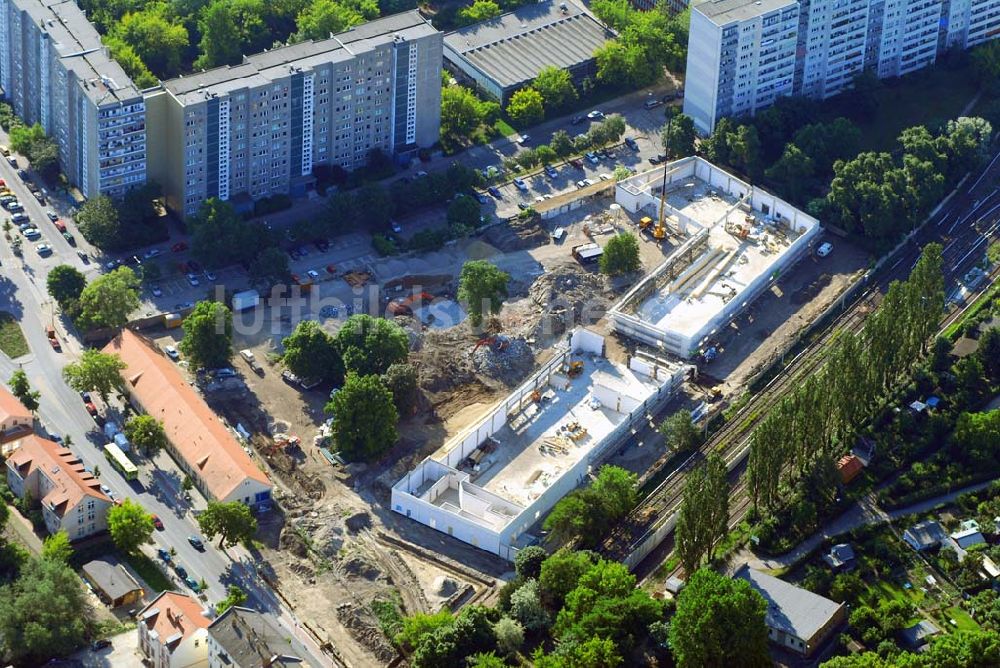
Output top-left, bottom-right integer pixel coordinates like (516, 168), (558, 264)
(0, 0), (146, 197)
(685, 0), (1000, 132)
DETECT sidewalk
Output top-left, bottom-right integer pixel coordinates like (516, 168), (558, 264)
(734, 478), (998, 572)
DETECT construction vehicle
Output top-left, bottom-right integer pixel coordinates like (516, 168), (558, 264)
(567, 360), (584, 377)
(639, 216), (654, 231)
(473, 335), (510, 354)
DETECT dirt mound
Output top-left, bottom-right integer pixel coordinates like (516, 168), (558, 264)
(471, 336), (535, 386)
(279, 527), (309, 558)
(433, 576), (458, 597)
(345, 512), (372, 533)
(335, 603), (398, 665)
(527, 262), (614, 342)
(485, 216), (550, 252)
(342, 554), (383, 581)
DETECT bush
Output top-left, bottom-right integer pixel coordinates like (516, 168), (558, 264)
(372, 234), (399, 256)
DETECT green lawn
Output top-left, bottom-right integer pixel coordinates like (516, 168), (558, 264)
(494, 118), (517, 138)
(943, 606), (981, 632)
(0, 312), (29, 359)
(860, 579), (926, 608)
(124, 553), (172, 593)
(823, 66), (981, 152)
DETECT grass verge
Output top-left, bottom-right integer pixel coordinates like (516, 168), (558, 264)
(124, 552), (172, 593)
(0, 312), (29, 358)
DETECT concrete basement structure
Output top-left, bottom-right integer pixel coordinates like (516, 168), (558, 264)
(392, 329), (691, 560)
(610, 157), (822, 359)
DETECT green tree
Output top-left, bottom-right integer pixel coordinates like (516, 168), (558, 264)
(554, 559), (663, 651)
(41, 531), (73, 564)
(179, 301), (233, 370)
(325, 372), (398, 461)
(335, 314), (409, 376)
(104, 36), (159, 88)
(538, 548), (596, 610)
(535, 145), (557, 165)
(599, 233), (640, 276)
(493, 617), (523, 656)
(411, 605), (498, 668)
(662, 113), (696, 159)
(447, 195), (482, 233)
(668, 568), (770, 668)
(124, 414), (168, 454)
(282, 320), (344, 385)
(382, 362), (419, 417)
(766, 143), (815, 202)
(8, 369), (39, 413)
(952, 410), (1000, 466)
(658, 410), (700, 454)
(395, 610), (454, 652)
(977, 327), (1000, 382)
(457, 260), (510, 327)
(8, 123), (45, 155)
(550, 130), (574, 157)
(468, 652), (509, 668)
(675, 454), (729, 573)
(456, 0), (501, 26)
(513, 545), (547, 580)
(506, 88), (545, 126)
(509, 578), (549, 631)
(76, 266), (140, 331)
(107, 499), (155, 554)
(75, 194), (121, 249)
(62, 349), (127, 404)
(295, 0), (367, 40)
(533, 636), (623, 668)
(441, 85), (493, 150)
(0, 557), (88, 663)
(215, 584), (248, 614)
(197, 500), (258, 548)
(248, 246), (291, 286)
(534, 66), (578, 111)
(189, 198), (272, 267)
(544, 466), (636, 547)
(110, 3), (190, 78)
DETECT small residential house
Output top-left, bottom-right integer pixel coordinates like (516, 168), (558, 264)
(82, 557), (144, 608)
(138, 591), (212, 668)
(898, 620), (941, 651)
(206, 606), (316, 667)
(823, 543), (856, 572)
(735, 565), (847, 657)
(836, 454), (864, 485)
(949, 520), (987, 561)
(903, 520), (948, 552)
(0, 385), (33, 443)
(4, 434), (112, 540)
(105, 330), (272, 510)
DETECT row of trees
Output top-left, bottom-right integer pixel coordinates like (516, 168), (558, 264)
(46, 264), (141, 332)
(75, 183), (166, 252)
(505, 67), (580, 126)
(543, 466), (638, 548)
(8, 122), (60, 181)
(504, 114), (627, 174)
(746, 244), (945, 515)
(675, 454), (729, 574)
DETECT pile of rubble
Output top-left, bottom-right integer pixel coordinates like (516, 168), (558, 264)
(471, 336), (535, 387)
(335, 603), (398, 665)
(526, 263), (614, 341)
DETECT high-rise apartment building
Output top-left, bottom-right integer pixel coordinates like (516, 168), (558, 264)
(146, 10), (442, 219)
(0, 0), (146, 197)
(685, 0), (1000, 133)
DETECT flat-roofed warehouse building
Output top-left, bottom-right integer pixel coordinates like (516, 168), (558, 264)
(609, 156), (821, 359)
(443, 0), (614, 104)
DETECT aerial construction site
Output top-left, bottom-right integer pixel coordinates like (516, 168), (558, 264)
(610, 157), (822, 358)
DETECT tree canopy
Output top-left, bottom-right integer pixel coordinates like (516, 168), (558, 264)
(325, 371), (398, 461)
(506, 88), (545, 126)
(533, 67), (578, 111)
(458, 260), (510, 328)
(282, 320), (344, 385)
(108, 499), (155, 554)
(599, 233), (641, 276)
(669, 568), (770, 668)
(76, 267), (140, 331)
(197, 500), (258, 548)
(46, 265), (87, 310)
(676, 454), (730, 574)
(335, 314), (409, 376)
(179, 301), (234, 370)
(543, 466), (637, 548)
(8, 370), (39, 413)
(124, 414), (168, 454)
(62, 349), (127, 404)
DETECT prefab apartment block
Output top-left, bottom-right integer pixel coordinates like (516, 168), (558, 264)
(392, 329), (691, 560)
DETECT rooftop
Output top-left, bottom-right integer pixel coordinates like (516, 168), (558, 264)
(444, 0), (613, 90)
(13, 0), (142, 103)
(693, 0), (797, 25)
(104, 330), (271, 501)
(5, 434), (110, 514)
(905, 520), (948, 548)
(735, 565), (845, 642)
(0, 385), (32, 426)
(208, 606), (314, 666)
(472, 356), (661, 508)
(139, 591), (211, 650)
(162, 10), (436, 104)
(81, 557), (142, 602)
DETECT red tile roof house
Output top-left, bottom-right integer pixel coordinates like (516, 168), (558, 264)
(104, 330), (273, 509)
(5, 434), (113, 540)
(0, 385), (34, 444)
(137, 591), (212, 668)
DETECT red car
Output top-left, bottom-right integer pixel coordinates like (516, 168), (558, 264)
(171, 241), (188, 253)
(569, 158), (584, 169)
(48, 337), (61, 352)
(290, 274), (301, 284)
(151, 514), (164, 530)
(326, 264), (337, 274)
(85, 402), (98, 417)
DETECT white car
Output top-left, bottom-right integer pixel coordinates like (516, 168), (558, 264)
(45, 210), (57, 221)
(391, 222), (403, 234)
(187, 274), (200, 286)
(587, 110), (605, 120)
(143, 248), (162, 259)
(513, 178), (528, 191)
(576, 179), (594, 188)
(151, 286), (163, 297)
(36, 243), (53, 256)
(307, 269), (320, 280)
(164, 345), (179, 360)
(816, 242), (833, 257)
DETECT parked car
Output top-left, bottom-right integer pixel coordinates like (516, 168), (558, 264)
(46, 210), (58, 221)
(174, 564), (188, 579)
(517, 202), (529, 210)
(391, 221), (402, 234)
(576, 178), (594, 188)
(151, 285), (162, 297)
(143, 248), (162, 259)
(11, 212), (28, 224)
(569, 158), (584, 169)
(23, 229), (41, 241)
(187, 535), (205, 550)
(487, 186), (502, 199)
(314, 239), (330, 252)
(643, 99), (664, 110)
(164, 345), (179, 360)
(512, 177), (528, 191)
(91, 639), (112, 652)
(36, 243), (53, 257)
(306, 269), (320, 280)
(184, 576), (200, 592)
(187, 260), (202, 272)
(151, 515), (164, 530)
(587, 110), (604, 120)
(16, 169), (27, 180)
(186, 274), (200, 287)
(171, 241), (188, 252)
(545, 165), (558, 178)
(62, 232), (76, 245)
(326, 264), (337, 274)
(624, 137), (639, 151)
(571, 115), (585, 125)
(585, 152), (599, 165)
(816, 242), (833, 257)
(157, 548), (171, 562)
